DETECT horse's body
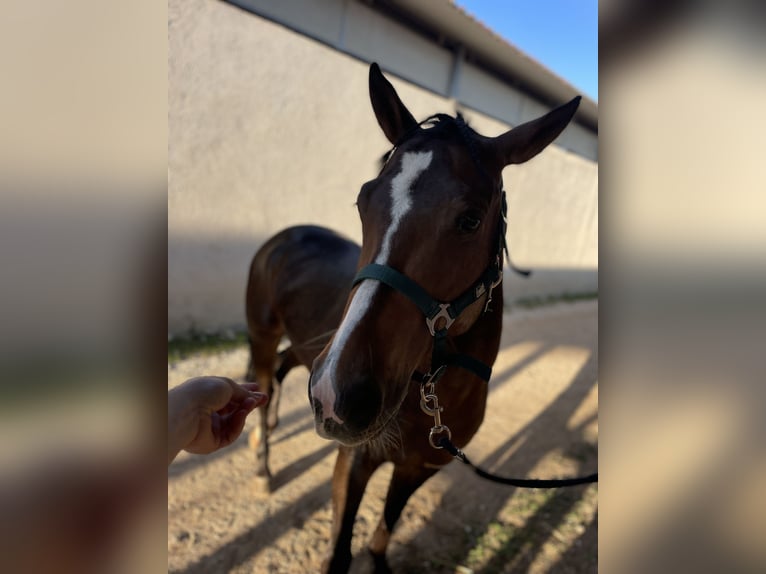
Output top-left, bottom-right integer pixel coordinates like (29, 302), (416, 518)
(245, 225), (360, 489)
(307, 64), (580, 573)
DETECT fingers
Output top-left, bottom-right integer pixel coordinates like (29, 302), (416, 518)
(178, 376), (236, 411)
(221, 408), (249, 447)
(222, 377), (254, 402)
(250, 393), (269, 408)
(180, 376), (268, 413)
(216, 389), (268, 416)
(240, 382), (262, 393)
(173, 376), (270, 457)
(211, 377), (268, 408)
(218, 394), (267, 447)
(242, 382), (269, 408)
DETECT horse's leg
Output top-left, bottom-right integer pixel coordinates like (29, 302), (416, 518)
(245, 331), (280, 492)
(322, 446), (381, 574)
(367, 464), (438, 573)
(268, 347), (298, 431)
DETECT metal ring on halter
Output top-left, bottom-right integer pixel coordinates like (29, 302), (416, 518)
(419, 365), (447, 388)
(429, 425), (452, 449)
(425, 304), (455, 336)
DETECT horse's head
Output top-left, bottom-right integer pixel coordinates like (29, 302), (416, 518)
(309, 63), (580, 446)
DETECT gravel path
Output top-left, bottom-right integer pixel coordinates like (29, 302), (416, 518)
(168, 301), (598, 573)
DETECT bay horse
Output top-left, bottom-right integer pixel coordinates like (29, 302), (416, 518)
(244, 225), (360, 490)
(308, 63), (580, 573)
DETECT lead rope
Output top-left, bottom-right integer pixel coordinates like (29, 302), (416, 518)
(418, 337), (598, 488)
(439, 435), (598, 487)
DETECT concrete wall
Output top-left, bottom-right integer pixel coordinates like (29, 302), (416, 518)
(168, 0), (598, 334)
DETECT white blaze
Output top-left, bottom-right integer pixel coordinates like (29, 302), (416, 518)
(375, 151), (433, 264)
(311, 151), (433, 426)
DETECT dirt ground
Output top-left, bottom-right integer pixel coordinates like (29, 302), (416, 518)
(168, 301), (598, 574)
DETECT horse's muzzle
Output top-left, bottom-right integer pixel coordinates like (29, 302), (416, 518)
(308, 372), (382, 445)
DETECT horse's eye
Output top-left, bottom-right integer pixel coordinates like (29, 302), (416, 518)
(457, 214), (481, 234)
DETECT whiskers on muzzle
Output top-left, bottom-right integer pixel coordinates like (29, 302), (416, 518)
(363, 415), (403, 458)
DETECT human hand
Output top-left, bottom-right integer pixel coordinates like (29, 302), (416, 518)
(168, 376), (268, 464)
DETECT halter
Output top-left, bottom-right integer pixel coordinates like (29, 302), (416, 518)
(352, 190), (510, 448)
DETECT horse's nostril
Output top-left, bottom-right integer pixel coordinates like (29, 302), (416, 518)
(311, 396), (324, 420)
(335, 378), (382, 434)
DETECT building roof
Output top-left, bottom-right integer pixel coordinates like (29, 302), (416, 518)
(387, 0), (598, 131)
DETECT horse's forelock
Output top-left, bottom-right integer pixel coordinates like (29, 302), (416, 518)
(377, 113), (482, 173)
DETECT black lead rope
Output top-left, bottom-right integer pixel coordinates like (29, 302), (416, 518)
(439, 436), (598, 488)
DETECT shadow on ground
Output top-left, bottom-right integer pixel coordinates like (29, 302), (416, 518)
(384, 304), (598, 573)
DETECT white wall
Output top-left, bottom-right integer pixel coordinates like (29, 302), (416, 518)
(168, 0), (598, 333)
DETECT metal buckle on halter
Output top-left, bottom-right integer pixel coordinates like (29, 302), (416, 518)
(484, 258), (504, 313)
(425, 303), (455, 336)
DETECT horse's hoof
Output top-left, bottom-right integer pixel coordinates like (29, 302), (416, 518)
(252, 474), (272, 495)
(267, 417), (279, 432)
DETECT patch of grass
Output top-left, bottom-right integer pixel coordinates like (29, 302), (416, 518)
(465, 521), (517, 569)
(460, 485), (598, 573)
(168, 329), (248, 363)
(510, 291), (598, 310)
(462, 490), (553, 571)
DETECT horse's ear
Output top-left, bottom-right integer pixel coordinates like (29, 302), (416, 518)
(369, 63), (418, 145)
(493, 96), (581, 166)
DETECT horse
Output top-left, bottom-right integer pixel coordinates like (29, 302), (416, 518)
(244, 225), (360, 491)
(308, 63), (580, 573)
